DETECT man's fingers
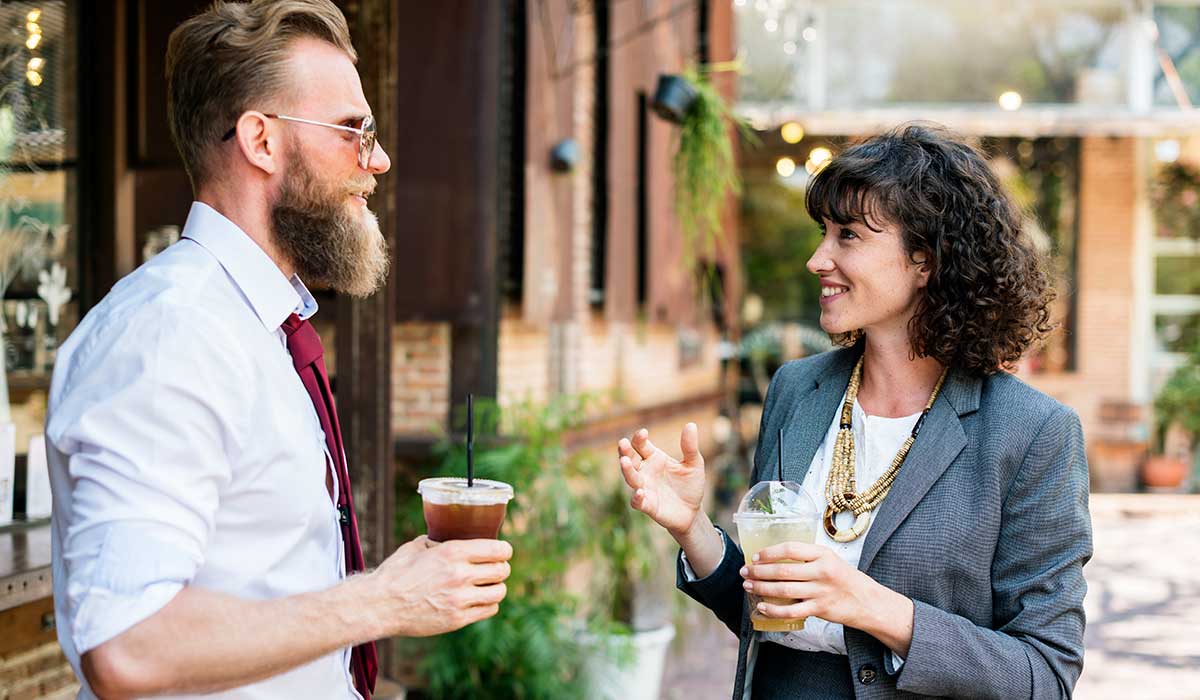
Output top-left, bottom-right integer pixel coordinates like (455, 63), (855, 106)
(470, 582), (508, 606)
(679, 422), (703, 465)
(446, 538), (513, 563)
(469, 561), (511, 585)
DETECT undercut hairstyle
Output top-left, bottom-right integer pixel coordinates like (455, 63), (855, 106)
(805, 124), (1057, 375)
(165, 0), (356, 190)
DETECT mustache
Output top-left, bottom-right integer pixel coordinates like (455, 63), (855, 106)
(346, 179), (377, 197)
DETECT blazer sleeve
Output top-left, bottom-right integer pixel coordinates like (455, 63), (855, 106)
(674, 360), (795, 635)
(896, 405), (1092, 699)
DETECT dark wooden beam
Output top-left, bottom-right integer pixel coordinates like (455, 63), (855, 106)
(338, 0), (398, 678)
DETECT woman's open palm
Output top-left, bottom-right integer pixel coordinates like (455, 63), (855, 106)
(617, 423), (706, 536)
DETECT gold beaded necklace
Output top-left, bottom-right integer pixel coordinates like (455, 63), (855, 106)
(822, 356), (949, 542)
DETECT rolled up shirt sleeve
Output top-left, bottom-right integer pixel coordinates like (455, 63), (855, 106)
(47, 303), (250, 654)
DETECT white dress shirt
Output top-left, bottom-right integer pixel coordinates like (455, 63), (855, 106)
(47, 202), (359, 700)
(683, 393), (916, 693)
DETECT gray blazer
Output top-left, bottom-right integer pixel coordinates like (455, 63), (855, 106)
(677, 347), (1092, 699)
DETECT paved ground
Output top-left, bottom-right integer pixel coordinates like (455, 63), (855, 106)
(659, 494), (1200, 699)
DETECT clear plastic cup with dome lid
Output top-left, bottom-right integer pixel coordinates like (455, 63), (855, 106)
(733, 480), (820, 632)
(418, 478), (514, 542)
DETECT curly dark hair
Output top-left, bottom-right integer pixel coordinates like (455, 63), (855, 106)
(805, 123), (1056, 375)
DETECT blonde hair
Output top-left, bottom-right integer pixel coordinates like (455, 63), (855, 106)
(165, 0), (356, 189)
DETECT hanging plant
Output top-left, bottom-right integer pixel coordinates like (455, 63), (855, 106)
(656, 67), (753, 270)
(1152, 161), (1200, 239)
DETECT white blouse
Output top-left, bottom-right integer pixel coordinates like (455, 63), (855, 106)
(761, 395), (919, 655)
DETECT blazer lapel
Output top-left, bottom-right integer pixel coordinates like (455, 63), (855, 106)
(770, 348), (858, 485)
(857, 368), (981, 572)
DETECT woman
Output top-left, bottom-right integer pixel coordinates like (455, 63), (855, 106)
(617, 125), (1091, 699)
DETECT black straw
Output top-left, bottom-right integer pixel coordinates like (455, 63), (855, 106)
(467, 393), (474, 488)
(777, 428), (784, 482)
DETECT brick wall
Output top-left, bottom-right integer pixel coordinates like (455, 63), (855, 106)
(1021, 136), (1143, 491)
(391, 322), (451, 436)
(0, 641), (77, 700)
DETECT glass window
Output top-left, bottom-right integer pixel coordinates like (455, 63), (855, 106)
(1153, 4), (1200, 107)
(1, 1), (78, 470)
(738, 0), (1134, 109)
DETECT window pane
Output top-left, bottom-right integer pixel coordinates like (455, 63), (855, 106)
(738, 0), (1132, 108)
(1153, 4), (1200, 108)
(1, 1), (77, 164)
(1155, 256), (1200, 296)
(1156, 313), (1200, 354)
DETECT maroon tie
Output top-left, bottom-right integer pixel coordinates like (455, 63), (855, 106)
(281, 313), (378, 699)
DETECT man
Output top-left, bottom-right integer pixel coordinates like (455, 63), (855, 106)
(45, 2), (512, 698)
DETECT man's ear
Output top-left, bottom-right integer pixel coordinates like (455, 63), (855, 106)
(232, 111), (281, 176)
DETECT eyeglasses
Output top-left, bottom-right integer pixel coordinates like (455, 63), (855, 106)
(222, 113), (378, 170)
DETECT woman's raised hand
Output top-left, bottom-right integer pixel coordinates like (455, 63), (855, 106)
(617, 423), (706, 536)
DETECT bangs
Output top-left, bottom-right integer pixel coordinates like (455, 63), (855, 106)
(804, 151), (899, 232)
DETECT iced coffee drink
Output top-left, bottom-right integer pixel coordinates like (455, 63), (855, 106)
(418, 478), (514, 542)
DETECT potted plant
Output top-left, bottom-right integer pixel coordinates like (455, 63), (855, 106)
(657, 67), (751, 273)
(395, 396), (595, 699)
(577, 473), (676, 700)
(1150, 342), (1200, 490)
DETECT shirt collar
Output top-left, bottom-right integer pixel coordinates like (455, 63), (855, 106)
(180, 202), (320, 330)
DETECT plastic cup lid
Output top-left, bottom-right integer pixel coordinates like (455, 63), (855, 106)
(733, 480), (819, 519)
(417, 477), (514, 505)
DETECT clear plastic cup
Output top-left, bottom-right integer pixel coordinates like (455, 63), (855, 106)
(733, 481), (820, 632)
(417, 477), (514, 542)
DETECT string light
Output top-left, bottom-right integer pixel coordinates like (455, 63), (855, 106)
(780, 122), (805, 144)
(27, 9), (42, 22)
(27, 57), (45, 72)
(776, 157), (797, 177)
(805, 147), (833, 174)
(802, 26), (817, 42)
(26, 70), (43, 86)
(998, 91), (1023, 111)
(783, 41), (797, 54)
(26, 33), (41, 50)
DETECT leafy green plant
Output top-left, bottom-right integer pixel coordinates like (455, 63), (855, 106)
(1152, 161), (1200, 240)
(672, 67), (753, 270)
(1156, 341), (1200, 451)
(584, 472), (658, 632)
(396, 395), (596, 700)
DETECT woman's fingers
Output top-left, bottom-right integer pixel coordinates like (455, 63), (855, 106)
(743, 579), (819, 600)
(753, 541), (823, 564)
(755, 599), (816, 620)
(631, 487), (657, 518)
(741, 562), (817, 582)
(617, 438), (643, 470)
(619, 455), (643, 490)
(630, 428), (659, 461)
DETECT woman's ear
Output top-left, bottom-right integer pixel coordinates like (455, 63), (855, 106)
(911, 251), (932, 288)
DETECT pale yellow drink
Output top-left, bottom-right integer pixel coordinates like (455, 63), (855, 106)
(736, 516), (816, 632)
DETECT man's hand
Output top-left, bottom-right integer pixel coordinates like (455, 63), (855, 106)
(368, 535), (513, 638)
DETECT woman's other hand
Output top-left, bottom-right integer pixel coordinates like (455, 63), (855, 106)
(617, 423), (706, 537)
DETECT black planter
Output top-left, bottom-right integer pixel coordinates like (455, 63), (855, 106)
(651, 74), (698, 124)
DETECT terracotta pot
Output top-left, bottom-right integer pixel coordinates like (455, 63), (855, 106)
(1141, 455), (1189, 489)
